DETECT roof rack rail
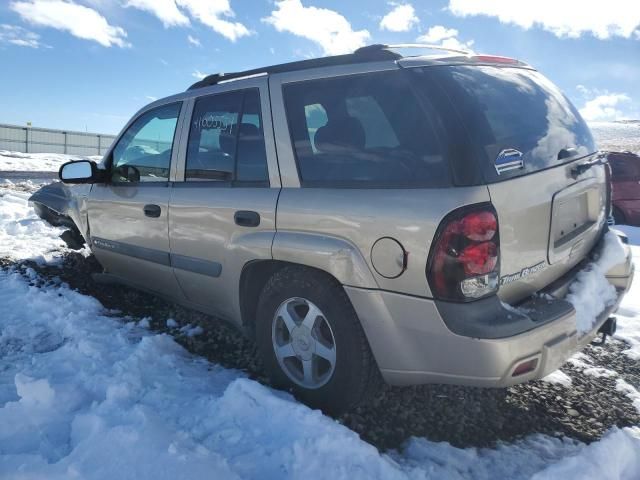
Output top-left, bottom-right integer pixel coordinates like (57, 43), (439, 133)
(355, 43), (472, 56)
(187, 46), (400, 91)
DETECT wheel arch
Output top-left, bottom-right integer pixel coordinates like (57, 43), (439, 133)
(239, 259), (353, 338)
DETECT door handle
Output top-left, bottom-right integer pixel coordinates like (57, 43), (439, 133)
(143, 204), (161, 218)
(234, 210), (260, 227)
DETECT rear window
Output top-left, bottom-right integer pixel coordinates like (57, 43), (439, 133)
(412, 66), (596, 182)
(283, 70), (451, 188)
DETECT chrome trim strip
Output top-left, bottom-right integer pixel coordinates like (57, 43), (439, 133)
(91, 237), (222, 278)
(170, 253), (222, 277)
(92, 237), (169, 265)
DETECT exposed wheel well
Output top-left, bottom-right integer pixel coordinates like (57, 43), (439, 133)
(239, 260), (343, 339)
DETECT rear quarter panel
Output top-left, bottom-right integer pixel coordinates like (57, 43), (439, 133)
(275, 187), (490, 296)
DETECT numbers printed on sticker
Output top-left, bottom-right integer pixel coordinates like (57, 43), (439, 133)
(193, 114), (235, 133)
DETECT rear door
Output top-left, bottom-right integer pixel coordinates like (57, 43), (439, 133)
(424, 65), (606, 302)
(168, 79), (280, 321)
(88, 102), (184, 297)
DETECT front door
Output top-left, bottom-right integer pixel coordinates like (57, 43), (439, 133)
(88, 102), (184, 298)
(169, 81), (280, 321)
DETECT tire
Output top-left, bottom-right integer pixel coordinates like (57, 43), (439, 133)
(612, 206), (626, 226)
(255, 265), (381, 414)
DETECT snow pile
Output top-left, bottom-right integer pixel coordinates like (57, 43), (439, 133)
(612, 227), (640, 360)
(0, 186), (66, 262)
(583, 367), (618, 378)
(542, 370), (572, 387)
(1, 268), (640, 479)
(403, 428), (640, 480)
(617, 380), (640, 415)
(566, 231), (627, 333)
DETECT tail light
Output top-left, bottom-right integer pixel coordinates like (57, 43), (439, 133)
(427, 204), (500, 302)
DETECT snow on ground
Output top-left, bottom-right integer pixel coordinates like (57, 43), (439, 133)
(0, 185), (67, 263)
(1, 266), (640, 480)
(590, 121), (640, 154)
(1, 166), (640, 478)
(0, 150), (101, 173)
(541, 370), (573, 387)
(617, 380), (640, 416)
(612, 231), (640, 360)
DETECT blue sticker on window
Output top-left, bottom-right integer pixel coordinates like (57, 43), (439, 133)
(495, 148), (524, 175)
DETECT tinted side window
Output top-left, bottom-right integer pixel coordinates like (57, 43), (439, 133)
(283, 71), (450, 188)
(112, 102), (181, 183)
(185, 89), (269, 184)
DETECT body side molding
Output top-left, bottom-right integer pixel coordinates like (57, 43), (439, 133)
(91, 237), (222, 278)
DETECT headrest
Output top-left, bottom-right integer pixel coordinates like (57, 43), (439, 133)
(219, 123), (261, 155)
(239, 123), (259, 137)
(219, 131), (235, 155)
(314, 116), (365, 153)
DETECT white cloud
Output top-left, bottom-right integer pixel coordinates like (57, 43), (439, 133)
(187, 34), (201, 47)
(177, 0), (251, 42)
(124, 0), (250, 41)
(416, 25), (474, 52)
(448, 0), (640, 40)
(0, 24), (43, 48)
(263, 0), (370, 55)
(579, 91), (633, 122)
(379, 4), (418, 32)
(192, 69), (207, 80)
(11, 0), (129, 47)
(145, 95), (158, 101)
(124, 0), (189, 27)
(417, 25), (457, 43)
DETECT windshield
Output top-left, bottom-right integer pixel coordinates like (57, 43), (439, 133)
(411, 66), (596, 183)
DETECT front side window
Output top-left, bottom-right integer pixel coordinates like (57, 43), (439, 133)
(283, 71), (450, 188)
(185, 89), (269, 184)
(111, 102), (181, 183)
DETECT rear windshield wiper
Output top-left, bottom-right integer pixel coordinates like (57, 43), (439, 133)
(570, 152), (608, 179)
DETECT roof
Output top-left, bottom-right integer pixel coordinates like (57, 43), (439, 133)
(187, 45), (400, 91)
(187, 44), (530, 91)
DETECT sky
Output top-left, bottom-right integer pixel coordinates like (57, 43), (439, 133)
(0, 0), (639, 135)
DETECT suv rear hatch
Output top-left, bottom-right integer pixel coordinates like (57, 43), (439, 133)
(408, 63), (607, 303)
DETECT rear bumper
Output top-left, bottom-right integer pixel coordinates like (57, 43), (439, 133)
(346, 232), (634, 387)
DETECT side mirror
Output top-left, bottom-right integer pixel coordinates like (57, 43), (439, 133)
(59, 160), (102, 184)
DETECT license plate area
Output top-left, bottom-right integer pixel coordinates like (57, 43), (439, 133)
(549, 180), (604, 265)
(553, 191), (591, 247)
